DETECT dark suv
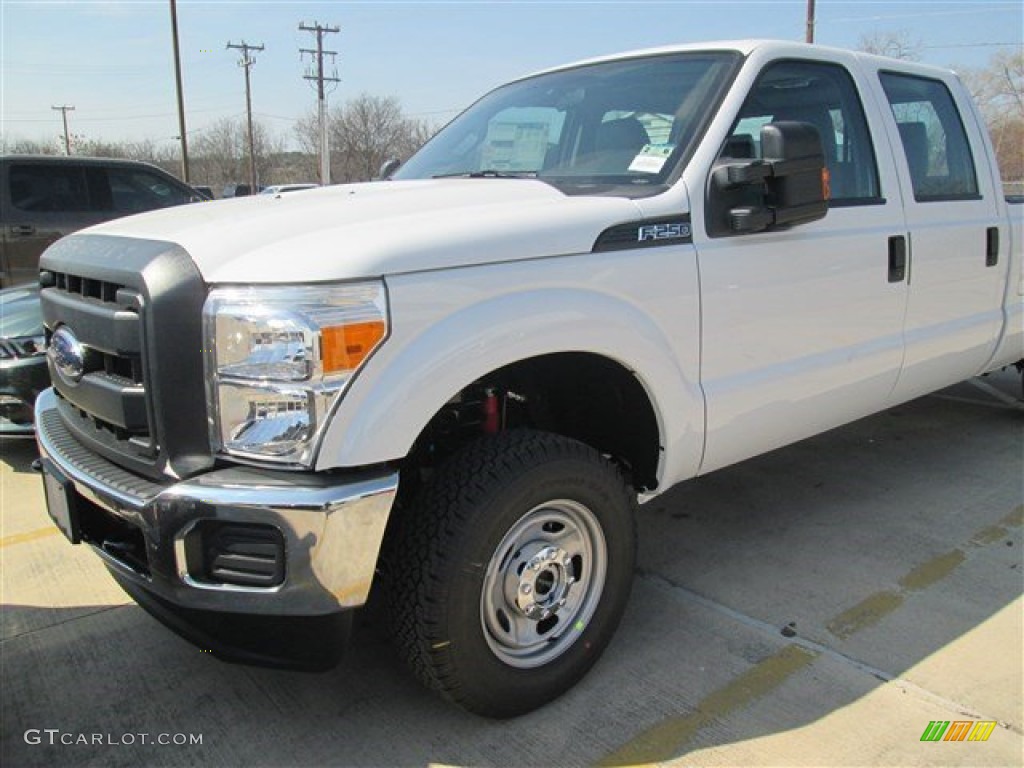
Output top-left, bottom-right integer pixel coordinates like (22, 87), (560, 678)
(0, 155), (201, 288)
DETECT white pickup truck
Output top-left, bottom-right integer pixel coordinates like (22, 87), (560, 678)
(35, 40), (1023, 717)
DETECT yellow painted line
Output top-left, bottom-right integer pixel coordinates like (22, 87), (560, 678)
(826, 507), (1024, 641)
(898, 549), (965, 591)
(970, 525), (1009, 547)
(596, 645), (819, 767)
(971, 506), (1022, 546)
(0, 526), (61, 548)
(826, 590), (904, 640)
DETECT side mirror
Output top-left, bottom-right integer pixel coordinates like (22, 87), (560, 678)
(708, 121), (829, 236)
(377, 157), (402, 180)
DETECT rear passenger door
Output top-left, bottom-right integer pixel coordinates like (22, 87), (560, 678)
(877, 71), (1008, 401)
(2, 162), (106, 288)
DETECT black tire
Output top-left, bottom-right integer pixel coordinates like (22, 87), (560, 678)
(385, 429), (636, 717)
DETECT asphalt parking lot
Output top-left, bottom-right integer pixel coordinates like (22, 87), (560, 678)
(2, 370), (1022, 767)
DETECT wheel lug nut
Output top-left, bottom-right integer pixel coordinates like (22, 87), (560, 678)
(548, 550), (558, 560)
(531, 562), (541, 571)
(521, 584), (532, 594)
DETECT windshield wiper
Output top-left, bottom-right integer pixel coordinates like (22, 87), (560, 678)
(432, 169), (537, 179)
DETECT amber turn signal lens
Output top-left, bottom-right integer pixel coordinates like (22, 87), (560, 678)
(321, 321), (386, 373)
(822, 167), (832, 200)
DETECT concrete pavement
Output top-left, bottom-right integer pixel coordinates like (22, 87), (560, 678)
(1, 371), (1021, 767)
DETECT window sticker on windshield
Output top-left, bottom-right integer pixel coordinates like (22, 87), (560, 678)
(628, 144), (675, 174)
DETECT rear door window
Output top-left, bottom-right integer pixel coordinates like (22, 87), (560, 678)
(879, 72), (979, 201)
(9, 164), (91, 212)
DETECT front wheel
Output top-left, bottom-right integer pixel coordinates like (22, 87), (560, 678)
(386, 430), (637, 717)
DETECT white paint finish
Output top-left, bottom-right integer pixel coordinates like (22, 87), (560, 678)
(684, 45), (912, 474)
(864, 70), (1009, 401)
(81, 179), (641, 283)
(61, 40), (1022, 491)
(316, 246), (706, 488)
(694, 210), (909, 474)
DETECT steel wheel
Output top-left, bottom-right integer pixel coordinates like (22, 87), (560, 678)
(385, 429), (636, 717)
(480, 499), (607, 668)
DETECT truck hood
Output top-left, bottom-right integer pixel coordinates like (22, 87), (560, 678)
(79, 180), (646, 283)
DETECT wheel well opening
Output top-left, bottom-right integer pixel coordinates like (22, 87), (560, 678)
(403, 352), (661, 495)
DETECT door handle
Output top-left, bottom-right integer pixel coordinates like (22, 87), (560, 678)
(888, 235), (907, 283)
(986, 227), (999, 267)
(9, 224), (35, 237)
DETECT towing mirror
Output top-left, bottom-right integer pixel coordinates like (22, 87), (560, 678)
(708, 121), (829, 236)
(377, 157), (402, 180)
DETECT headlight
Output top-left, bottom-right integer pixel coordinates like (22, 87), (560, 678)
(203, 282), (388, 466)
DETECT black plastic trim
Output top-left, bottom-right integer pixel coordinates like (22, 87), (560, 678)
(593, 215), (693, 252)
(41, 290), (141, 357)
(109, 568), (350, 671)
(55, 372), (147, 431)
(829, 196), (887, 208)
(912, 193), (984, 203)
(40, 233), (211, 480)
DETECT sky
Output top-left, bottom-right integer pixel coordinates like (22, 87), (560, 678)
(1, 0), (1022, 153)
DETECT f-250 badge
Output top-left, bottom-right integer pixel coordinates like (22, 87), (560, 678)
(638, 222), (692, 241)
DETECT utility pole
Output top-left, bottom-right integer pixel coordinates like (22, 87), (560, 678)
(805, 0), (816, 44)
(169, 0), (190, 182)
(226, 39), (264, 192)
(299, 21), (340, 186)
(51, 105), (75, 155)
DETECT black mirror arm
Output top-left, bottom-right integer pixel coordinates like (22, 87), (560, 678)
(722, 155), (823, 187)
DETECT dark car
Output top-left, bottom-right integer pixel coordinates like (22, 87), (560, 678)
(221, 182), (262, 198)
(0, 284), (47, 434)
(1, 155), (203, 288)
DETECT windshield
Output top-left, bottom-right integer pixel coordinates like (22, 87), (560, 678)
(395, 52), (739, 196)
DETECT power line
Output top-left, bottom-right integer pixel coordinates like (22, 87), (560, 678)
(922, 42), (1021, 49)
(299, 21), (340, 185)
(226, 39), (264, 190)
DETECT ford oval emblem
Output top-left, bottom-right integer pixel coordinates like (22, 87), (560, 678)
(49, 326), (86, 384)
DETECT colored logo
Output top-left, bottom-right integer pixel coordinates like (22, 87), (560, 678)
(920, 720), (997, 742)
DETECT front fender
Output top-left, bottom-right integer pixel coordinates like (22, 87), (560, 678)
(315, 252), (704, 491)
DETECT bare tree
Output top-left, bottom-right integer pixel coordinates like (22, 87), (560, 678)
(858, 30), (923, 61)
(293, 111), (323, 180)
(295, 93), (434, 183)
(190, 117), (286, 189)
(1, 136), (59, 155)
(961, 50), (1024, 194)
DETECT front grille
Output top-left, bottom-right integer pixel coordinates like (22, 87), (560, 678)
(40, 233), (213, 481)
(54, 271), (125, 303)
(45, 267), (153, 462)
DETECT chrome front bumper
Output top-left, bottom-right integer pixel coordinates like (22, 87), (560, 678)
(34, 388), (399, 617)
